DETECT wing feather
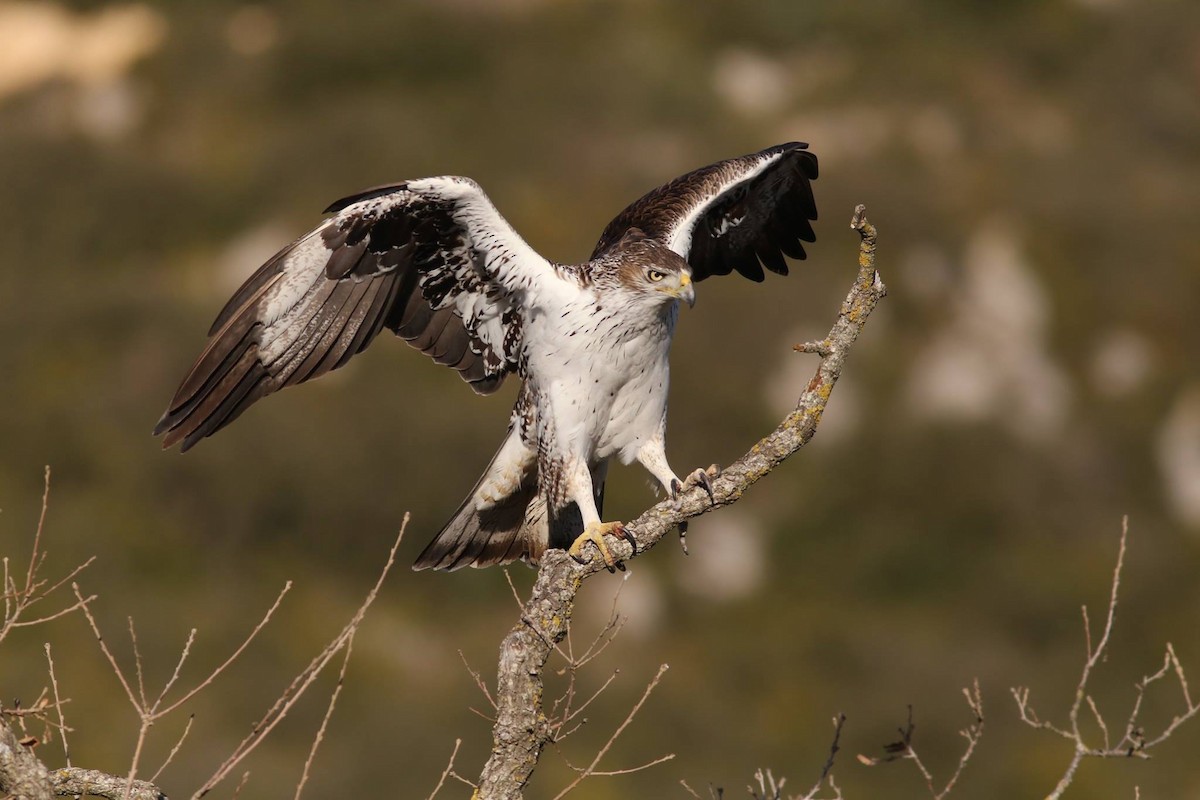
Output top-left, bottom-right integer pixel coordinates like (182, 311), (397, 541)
(157, 177), (557, 450)
(591, 142), (818, 282)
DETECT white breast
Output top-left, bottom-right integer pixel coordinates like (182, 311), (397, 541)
(524, 289), (677, 464)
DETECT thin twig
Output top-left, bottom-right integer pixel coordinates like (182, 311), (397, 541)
(859, 683), (983, 800)
(25, 466), (52, 599)
(6, 591), (95, 630)
(157, 629), (198, 709)
(799, 713), (846, 800)
(562, 670), (620, 726)
(586, 751), (675, 777)
(425, 739), (463, 800)
(44, 643), (71, 767)
(1, 468), (95, 648)
(294, 640), (355, 800)
(150, 714), (194, 783)
(73, 583), (142, 711)
(158, 586), (291, 716)
(129, 616), (148, 710)
(459, 650), (497, 710)
(1011, 517), (1200, 798)
(550, 664), (669, 799)
(192, 518), (406, 799)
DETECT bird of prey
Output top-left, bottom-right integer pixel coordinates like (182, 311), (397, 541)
(155, 142), (818, 571)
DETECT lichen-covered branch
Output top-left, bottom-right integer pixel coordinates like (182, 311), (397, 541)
(50, 767), (166, 800)
(0, 715), (53, 800)
(474, 205), (887, 799)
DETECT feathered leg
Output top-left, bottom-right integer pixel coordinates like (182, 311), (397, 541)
(543, 453), (632, 571)
(636, 434), (718, 506)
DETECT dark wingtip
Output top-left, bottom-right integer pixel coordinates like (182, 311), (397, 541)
(323, 182), (408, 214)
(799, 148), (819, 179)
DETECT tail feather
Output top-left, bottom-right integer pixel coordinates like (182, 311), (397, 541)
(413, 433), (545, 571)
(412, 435), (613, 571)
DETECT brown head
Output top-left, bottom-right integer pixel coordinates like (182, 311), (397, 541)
(609, 228), (695, 308)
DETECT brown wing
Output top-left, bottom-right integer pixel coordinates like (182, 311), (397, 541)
(592, 142), (818, 282)
(155, 177), (553, 451)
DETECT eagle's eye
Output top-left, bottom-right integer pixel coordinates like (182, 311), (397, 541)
(646, 269), (666, 283)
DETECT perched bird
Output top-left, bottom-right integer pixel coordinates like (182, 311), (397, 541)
(155, 143), (818, 571)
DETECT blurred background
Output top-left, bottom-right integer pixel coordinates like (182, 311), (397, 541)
(2, 1), (1199, 797)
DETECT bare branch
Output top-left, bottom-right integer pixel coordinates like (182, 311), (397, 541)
(425, 739), (463, 800)
(749, 767), (785, 799)
(157, 628), (198, 711)
(585, 751), (675, 777)
(150, 715), (194, 783)
(294, 640), (354, 800)
(129, 617), (148, 710)
(192, 518), (405, 799)
(475, 206), (886, 799)
(550, 663), (669, 799)
(459, 650), (497, 710)
(73, 583), (143, 713)
(1, 469), (94, 647)
(1167, 642), (1193, 711)
(1011, 517), (1200, 799)
(44, 644), (70, 768)
(6, 590), (95, 630)
(0, 714), (52, 800)
(562, 670), (620, 726)
(798, 713), (846, 800)
(49, 767), (166, 800)
(158, 586), (291, 717)
(25, 466), (53, 600)
(859, 682), (983, 800)
(1069, 518), (1128, 743)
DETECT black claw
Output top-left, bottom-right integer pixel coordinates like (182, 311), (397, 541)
(613, 523), (638, 556)
(670, 478), (682, 501)
(697, 471), (715, 506)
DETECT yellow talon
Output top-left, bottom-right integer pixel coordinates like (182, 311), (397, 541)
(568, 521), (627, 571)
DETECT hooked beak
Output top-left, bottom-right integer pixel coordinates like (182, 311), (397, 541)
(678, 272), (695, 308)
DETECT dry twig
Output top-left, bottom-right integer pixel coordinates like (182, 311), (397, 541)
(796, 714), (847, 800)
(550, 664), (672, 799)
(425, 738), (464, 799)
(1, 467), (95, 647)
(72, 578), (291, 800)
(1011, 518), (1200, 799)
(293, 640), (355, 800)
(193, 517), (407, 798)
(857, 680), (983, 800)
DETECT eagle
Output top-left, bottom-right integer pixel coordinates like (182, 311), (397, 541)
(155, 143), (819, 571)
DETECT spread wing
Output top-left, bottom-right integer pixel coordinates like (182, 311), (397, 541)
(591, 142), (818, 282)
(155, 176), (554, 451)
